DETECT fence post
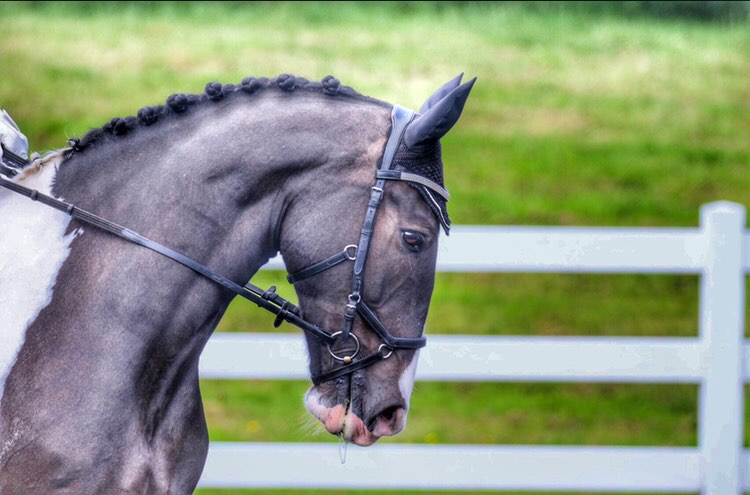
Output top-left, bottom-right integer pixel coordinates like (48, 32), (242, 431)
(698, 201), (746, 495)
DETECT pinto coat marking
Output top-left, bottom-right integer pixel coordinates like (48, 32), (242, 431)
(0, 153), (78, 399)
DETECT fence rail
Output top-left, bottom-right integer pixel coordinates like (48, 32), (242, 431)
(201, 333), (706, 383)
(198, 201), (747, 494)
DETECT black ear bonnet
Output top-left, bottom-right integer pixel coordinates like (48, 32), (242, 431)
(391, 140), (450, 234)
(390, 74), (475, 235)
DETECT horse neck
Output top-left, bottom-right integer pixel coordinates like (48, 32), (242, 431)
(36, 93), (390, 368)
(0, 92), (393, 472)
(58, 95), (385, 277)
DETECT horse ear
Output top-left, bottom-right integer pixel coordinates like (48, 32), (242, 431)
(404, 77), (476, 148)
(418, 73), (464, 114)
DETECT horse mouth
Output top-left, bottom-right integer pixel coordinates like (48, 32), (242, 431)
(304, 388), (396, 447)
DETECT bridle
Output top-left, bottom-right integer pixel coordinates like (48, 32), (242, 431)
(0, 105), (449, 385)
(286, 105), (449, 383)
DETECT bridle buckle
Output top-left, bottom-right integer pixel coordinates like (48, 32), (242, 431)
(346, 293), (361, 311)
(344, 244), (358, 261)
(370, 186), (384, 200)
(378, 344), (394, 359)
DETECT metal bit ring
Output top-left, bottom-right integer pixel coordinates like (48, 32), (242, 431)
(327, 331), (360, 362)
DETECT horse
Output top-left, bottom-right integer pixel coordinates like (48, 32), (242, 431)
(0, 73), (474, 494)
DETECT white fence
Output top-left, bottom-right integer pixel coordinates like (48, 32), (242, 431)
(197, 201), (747, 494)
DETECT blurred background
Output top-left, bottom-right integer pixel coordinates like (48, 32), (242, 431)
(1, 1), (748, 494)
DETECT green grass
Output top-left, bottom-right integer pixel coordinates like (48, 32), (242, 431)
(2, 2), (748, 494)
(219, 272), (700, 337)
(201, 380), (698, 446)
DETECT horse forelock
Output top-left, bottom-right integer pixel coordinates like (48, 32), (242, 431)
(65, 74), (388, 158)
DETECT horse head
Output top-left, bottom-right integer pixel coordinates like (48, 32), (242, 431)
(281, 75), (475, 446)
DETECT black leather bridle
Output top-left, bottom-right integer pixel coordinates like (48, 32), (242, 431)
(0, 105), (449, 385)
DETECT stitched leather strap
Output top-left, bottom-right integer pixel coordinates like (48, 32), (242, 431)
(341, 106), (415, 343)
(357, 301), (426, 349)
(311, 348), (389, 386)
(0, 163), (18, 177)
(0, 175), (336, 345)
(286, 246), (355, 284)
(0, 146), (27, 176)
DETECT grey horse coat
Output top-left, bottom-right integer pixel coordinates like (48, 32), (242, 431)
(0, 74), (474, 494)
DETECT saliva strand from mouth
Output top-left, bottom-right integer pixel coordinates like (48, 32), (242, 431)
(338, 432), (348, 464)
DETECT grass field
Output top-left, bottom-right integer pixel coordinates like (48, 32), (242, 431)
(1, 2), (749, 494)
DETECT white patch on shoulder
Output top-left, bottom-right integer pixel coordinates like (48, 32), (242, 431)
(398, 349), (420, 408)
(0, 153), (79, 399)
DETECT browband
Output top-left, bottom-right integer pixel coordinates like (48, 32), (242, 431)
(375, 170), (450, 201)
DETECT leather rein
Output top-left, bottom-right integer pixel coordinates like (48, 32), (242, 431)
(0, 105), (448, 385)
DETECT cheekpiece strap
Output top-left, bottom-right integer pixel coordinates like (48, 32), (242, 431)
(351, 105), (414, 276)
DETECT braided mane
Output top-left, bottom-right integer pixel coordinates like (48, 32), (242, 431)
(67, 74), (383, 154)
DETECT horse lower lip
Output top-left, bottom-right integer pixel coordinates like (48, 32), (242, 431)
(346, 431), (379, 447)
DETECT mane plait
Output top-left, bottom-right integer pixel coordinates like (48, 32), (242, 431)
(67, 74), (366, 154)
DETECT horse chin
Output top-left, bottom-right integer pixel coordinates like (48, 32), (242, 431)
(304, 388), (386, 447)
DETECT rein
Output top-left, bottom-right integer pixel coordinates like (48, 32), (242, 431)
(0, 105), (447, 385)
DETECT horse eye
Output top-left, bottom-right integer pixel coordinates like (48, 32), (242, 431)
(402, 231), (425, 252)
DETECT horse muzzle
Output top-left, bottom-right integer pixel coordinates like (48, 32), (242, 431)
(304, 387), (407, 446)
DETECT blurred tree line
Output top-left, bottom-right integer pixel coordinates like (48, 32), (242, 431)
(14, 1), (750, 23)
(423, 1), (750, 23)
(511, 1), (750, 22)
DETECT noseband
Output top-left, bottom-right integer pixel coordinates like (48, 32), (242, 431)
(0, 105), (448, 385)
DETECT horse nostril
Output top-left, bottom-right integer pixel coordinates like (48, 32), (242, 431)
(366, 404), (403, 432)
(379, 405), (401, 422)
